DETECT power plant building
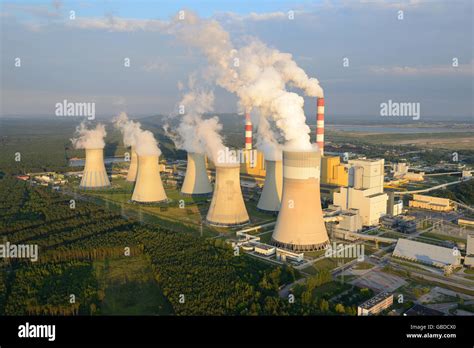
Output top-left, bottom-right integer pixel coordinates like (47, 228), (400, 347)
(271, 150), (330, 251)
(392, 239), (462, 268)
(333, 159), (388, 226)
(206, 164), (249, 227)
(321, 156), (348, 186)
(181, 152), (212, 196)
(409, 194), (454, 212)
(80, 148), (111, 189)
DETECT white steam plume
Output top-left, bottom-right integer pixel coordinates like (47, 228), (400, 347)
(169, 11), (323, 151)
(113, 112), (161, 157)
(71, 122), (107, 149)
(165, 75), (226, 163)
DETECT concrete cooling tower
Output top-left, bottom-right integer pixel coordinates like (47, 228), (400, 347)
(257, 160), (283, 212)
(80, 148), (110, 189)
(206, 164), (249, 227)
(131, 155), (167, 203)
(271, 150), (330, 251)
(181, 152), (212, 196)
(126, 147), (138, 182)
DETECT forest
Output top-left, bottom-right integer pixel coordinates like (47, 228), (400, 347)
(1, 175), (353, 316)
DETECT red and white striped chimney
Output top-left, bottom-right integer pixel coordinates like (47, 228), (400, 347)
(316, 97), (325, 155)
(245, 112), (252, 150)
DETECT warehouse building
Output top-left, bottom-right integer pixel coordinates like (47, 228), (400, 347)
(393, 239), (462, 269)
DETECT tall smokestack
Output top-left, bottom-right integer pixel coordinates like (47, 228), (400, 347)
(126, 146), (138, 182)
(181, 152), (212, 196)
(245, 112), (252, 150)
(131, 155), (167, 203)
(316, 97), (325, 155)
(271, 149), (329, 251)
(257, 160), (283, 212)
(80, 148), (110, 189)
(206, 164), (249, 226)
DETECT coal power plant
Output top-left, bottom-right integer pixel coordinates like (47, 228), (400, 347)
(80, 148), (111, 189)
(181, 152), (212, 196)
(271, 149), (330, 251)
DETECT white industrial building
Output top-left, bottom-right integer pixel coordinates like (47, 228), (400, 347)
(465, 233), (474, 267)
(333, 159), (388, 226)
(393, 239), (462, 268)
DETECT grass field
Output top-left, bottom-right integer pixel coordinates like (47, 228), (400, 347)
(94, 255), (173, 315)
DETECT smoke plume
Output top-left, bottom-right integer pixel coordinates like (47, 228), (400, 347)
(169, 11), (323, 151)
(113, 112), (161, 157)
(165, 75), (226, 162)
(71, 122), (107, 149)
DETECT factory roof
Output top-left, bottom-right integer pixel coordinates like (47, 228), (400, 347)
(252, 243), (275, 251)
(358, 292), (393, 310)
(393, 239), (461, 267)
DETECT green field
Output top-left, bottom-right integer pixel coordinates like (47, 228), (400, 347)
(94, 255), (173, 315)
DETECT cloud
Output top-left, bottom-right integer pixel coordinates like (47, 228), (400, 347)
(67, 16), (167, 32)
(369, 60), (474, 76)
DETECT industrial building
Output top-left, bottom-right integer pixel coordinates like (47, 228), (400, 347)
(321, 156), (348, 186)
(357, 292), (393, 316)
(206, 163), (250, 227)
(392, 238), (462, 269)
(465, 233), (474, 267)
(253, 243), (276, 256)
(257, 159), (282, 212)
(333, 158), (388, 226)
(131, 155), (168, 203)
(381, 215), (416, 234)
(276, 248), (304, 263)
(409, 194), (454, 212)
(80, 148), (111, 189)
(271, 150), (330, 251)
(181, 152), (212, 196)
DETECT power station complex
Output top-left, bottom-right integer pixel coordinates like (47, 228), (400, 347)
(76, 96), (392, 252)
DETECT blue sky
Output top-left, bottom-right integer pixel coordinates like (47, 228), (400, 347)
(1, 0), (473, 120)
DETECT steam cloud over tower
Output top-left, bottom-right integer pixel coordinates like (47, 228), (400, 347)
(80, 148), (111, 188)
(206, 164), (249, 226)
(130, 127), (167, 203)
(132, 155), (167, 203)
(316, 98), (325, 154)
(181, 152), (212, 196)
(257, 160), (283, 212)
(70, 122), (110, 189)
(271, 149), (329, 251)
(126, 146), (138, 182)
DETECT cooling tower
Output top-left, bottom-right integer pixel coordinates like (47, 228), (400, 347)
(181, 152), (212, 196)
(271, 150), (330, 251)
(126, 147), (138, 182)
(316, 97), (325, 155)
(131, 155), (167, 203)
(80, 148), (110, 189)
(206, 164), (249, 227)
(257, 160), (283, 212)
